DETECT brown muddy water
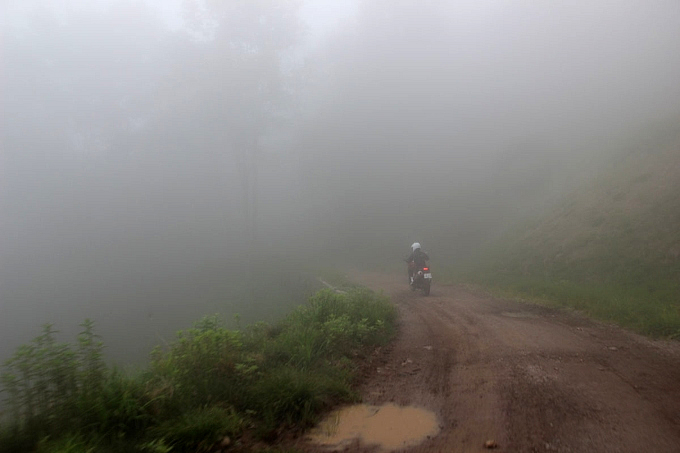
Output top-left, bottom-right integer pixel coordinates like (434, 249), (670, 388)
(308, 403), (439, 451)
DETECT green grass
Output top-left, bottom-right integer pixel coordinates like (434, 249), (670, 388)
(447, 229), (680, 338)
(447, 147), (680, 338)
(148, 406), (243, 452)
(463, 272), (680, 338)
(459, 217), (680, 338)
(0, 288), (396, 453)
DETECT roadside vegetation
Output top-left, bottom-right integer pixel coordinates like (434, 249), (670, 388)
(451, 147), (680, 338)
(461, 271), (680, 338)
(0, 288), (396, 453)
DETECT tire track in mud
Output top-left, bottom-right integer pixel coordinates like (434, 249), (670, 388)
(298, 273), (680, 452)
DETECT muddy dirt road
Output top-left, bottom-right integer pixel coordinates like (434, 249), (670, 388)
(303, 273), (680, 452)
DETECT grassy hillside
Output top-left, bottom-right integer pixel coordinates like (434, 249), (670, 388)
(464, 145), (680, 337)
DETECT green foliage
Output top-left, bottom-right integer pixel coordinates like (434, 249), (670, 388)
(0, 321), (157, 453)
(455, 148), (680, 338)
(78, 319), (105, 403)
(472, 274), (680, 337)
(1, 324), (82, 434)
(252, 366), (354, 435)
(149, 406), (243, 452)
(461, 226), (680, 337)
(138, 438), (173, 453)
(35, 434), (95, 453)
(0, 288), (396, 452)
(88, 370), (152, 437)
(150, 315), (248, 409)
(262, 289), (395, 370)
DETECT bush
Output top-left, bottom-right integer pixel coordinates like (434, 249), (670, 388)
(265, 289), (395, 368)
(252, 366), (354, 434)
(0, 287), (396, 452)
(0, 321), (114, 435)
(149, 315), (251, 410)
(149, 405), (243, 452)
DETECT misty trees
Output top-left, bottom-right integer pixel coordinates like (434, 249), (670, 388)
(158, 0), (303, 247)
(1, 2), (167, 159)
(2, 0), (305, 266)
(0, 2), (178, 275)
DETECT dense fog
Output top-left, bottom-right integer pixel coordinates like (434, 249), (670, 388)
(2, 0), (680, 364)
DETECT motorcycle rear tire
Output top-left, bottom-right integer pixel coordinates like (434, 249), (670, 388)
(423, 280), (431, 296)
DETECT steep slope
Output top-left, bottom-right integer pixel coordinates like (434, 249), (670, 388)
(472, 144), (680, 336)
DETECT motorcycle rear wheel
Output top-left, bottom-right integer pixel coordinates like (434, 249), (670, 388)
(423, 280), (431, 296)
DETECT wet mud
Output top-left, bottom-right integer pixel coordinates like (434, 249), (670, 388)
(293, 272), (680, 452)
(308, 403), (439, 451)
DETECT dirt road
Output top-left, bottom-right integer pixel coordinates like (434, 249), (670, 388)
(303, 273), (680, 452)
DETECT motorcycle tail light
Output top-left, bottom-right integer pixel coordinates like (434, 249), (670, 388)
(423, 267), (429, 271)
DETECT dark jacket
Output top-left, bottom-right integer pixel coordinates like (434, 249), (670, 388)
(406, 249), (429, 268)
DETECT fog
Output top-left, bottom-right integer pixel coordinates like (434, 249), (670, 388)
(2, 0), (680, 364)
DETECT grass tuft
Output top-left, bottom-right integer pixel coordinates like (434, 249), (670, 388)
(149, 406), (242, 452)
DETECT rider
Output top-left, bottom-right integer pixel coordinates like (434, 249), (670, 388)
(406, 242), (429, 285)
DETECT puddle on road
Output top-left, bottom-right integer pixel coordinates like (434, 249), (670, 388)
(308, 403), (439, 451)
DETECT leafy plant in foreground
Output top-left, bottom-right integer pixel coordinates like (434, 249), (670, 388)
(0, 288), (397, 452)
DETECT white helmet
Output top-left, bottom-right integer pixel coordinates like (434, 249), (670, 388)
(411, 242), (421, 252)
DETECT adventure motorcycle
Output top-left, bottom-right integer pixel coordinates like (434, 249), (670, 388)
(408, 262), (432, 296)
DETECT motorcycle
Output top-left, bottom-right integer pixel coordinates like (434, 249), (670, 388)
(408, 262), (432, 296)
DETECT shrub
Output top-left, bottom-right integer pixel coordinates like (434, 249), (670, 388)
(148, 315), (255, 410)
(0, 322), (105, 436)
(251, 365), (354, 434)
(267, 289), (395, 367)
(149, 405), (243, 452)
(0, 287), (396, 451)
